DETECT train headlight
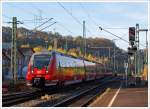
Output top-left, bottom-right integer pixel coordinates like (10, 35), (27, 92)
(31, 70), (34, 74)
(46, 70), (48, 73)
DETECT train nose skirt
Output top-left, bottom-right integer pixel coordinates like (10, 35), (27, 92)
(33, 78), (45, 87)
(34, 78), (40, 85)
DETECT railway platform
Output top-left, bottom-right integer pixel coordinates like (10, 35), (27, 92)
(89, 79), (148, 107)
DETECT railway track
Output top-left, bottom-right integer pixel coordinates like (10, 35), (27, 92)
(2, 76), (115, 107)
(2, 84), (61, 107)
(2, 90), (42, 107)
(52, 76), (121, 107)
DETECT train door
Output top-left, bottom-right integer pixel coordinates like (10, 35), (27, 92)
(56, 54), (65, 86)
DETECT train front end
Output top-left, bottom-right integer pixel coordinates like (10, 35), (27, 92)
(26, 52), (53, 88)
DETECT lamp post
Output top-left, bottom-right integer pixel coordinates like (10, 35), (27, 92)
(112, 39), (118, 74)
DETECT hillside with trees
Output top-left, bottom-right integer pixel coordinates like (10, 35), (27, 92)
(2, 26), (127, 72)
(2, 26), (122, 55)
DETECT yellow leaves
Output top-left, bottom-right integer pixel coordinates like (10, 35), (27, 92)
(33, 45), (109, 64)
(56, 48), (66, 54)
(48, 45), (53, 51)
(87, 54), (92, 60)
(33, 46), (43, 52)
(142, 64), (148, 80)
(70, 52), (77, 57)
(20, 44), (30, 48)
(67, 48), (78, 57)
(86, 54), (97, 62)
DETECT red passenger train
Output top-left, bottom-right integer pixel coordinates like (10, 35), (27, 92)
(26, 51), (112, 87)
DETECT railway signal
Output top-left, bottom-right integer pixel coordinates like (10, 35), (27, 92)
(129, 27), (135, 42)
(128, 27), (137, 56)
(128, 46), (137, 56)
(132, 46), (137, 51)
(128, 47), (134, 55)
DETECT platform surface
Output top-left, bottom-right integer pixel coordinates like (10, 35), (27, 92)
(90, 80), (148, 107)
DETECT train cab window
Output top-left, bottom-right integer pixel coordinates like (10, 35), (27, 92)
(33, 54), (51, 69)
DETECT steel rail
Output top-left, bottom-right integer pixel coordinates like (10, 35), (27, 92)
(80, 77), (121, 107)
(2, 90), (41, 107)
(52, 76), (118, 107)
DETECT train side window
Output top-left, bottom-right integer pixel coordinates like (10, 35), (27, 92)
(74, 61), (77, 72)
(70, 62), (72, 67)
(66, 62), (68, 68)
(68, 62), (70, 68)
(69, 62), (71, 67)
(70, 62), (73, 68)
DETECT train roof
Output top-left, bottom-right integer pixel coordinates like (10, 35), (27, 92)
(32, 50), (104, 65)
(52, 50), (104, 65)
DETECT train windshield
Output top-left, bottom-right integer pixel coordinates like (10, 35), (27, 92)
(33, 54), (51, 69)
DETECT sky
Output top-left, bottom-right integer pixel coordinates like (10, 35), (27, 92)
(2, 2), (148, 50)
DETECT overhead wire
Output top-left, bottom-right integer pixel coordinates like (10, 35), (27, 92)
(99, 27), (146, 48)
(3, 4), (77, 38)
(57, 2), (94, 36)
(3, 3), (42, 29)
(33, 18), (54, 30)
(79, 3), (99, 27)
(24, 4), (74, 34)
(3, 3), (146, 48)
(56, 21), (76, 36)
(29, 3), (78, 36)
(79, 3), (146, 48)
(3, 14), (48, 24)
(80, 3), (126, 39)
(3, 14), (32, 29)
(103, 27), (128, 29)
(40, 22), (57, 31)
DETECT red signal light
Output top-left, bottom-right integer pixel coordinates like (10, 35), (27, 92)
(129, 27), (135, 41)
